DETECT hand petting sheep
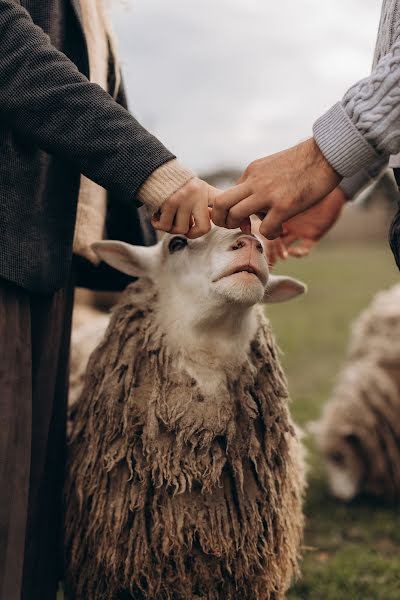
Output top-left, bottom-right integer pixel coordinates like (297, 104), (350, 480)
(65, 226), (307, 600)
(312, 284), (400, 503)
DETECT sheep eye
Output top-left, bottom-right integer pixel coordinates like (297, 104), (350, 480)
(168, 237), (188, 254)
(330, 451), (345, 465)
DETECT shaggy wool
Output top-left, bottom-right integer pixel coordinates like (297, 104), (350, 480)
(64, 280), (304, 600)
(319, 358), (400, 501)
(316, 284), (400, 501)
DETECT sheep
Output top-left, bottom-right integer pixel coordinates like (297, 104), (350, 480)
(312, 284), (400, 502)
(69, 304), (110, 408)
(64, 226), (307, 600)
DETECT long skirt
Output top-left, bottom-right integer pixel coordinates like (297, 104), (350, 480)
(0, 275), (74, 600)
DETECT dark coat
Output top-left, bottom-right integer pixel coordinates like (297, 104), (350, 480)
(0, 0), (174, 293)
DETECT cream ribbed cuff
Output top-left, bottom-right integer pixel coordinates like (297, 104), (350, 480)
(137, 159), (195, 211)
(313, 102), (381, 178)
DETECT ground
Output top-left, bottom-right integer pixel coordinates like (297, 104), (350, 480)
(60, 241), (400, 600)
(268, 242), (400, 600)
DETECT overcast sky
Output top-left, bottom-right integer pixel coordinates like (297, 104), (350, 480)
(109, 0), (381, 174)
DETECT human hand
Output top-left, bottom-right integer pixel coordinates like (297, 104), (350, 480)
(151, 178), (219, 239)
(211, 138), (341, 239)
(266, 186), (347, 264)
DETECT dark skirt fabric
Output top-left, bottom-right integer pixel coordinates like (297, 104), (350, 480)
(0, 276), (74, 600)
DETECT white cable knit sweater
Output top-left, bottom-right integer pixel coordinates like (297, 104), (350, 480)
(313, 0), (400, 198)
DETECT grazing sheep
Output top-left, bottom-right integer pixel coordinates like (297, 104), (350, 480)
(313, 284), (400, 502)
(65, 226), (307, 600)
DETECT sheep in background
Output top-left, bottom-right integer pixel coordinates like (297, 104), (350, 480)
(313, 284), (400, 502)
(65, 226), (307, 600)
(69, 304), (110, 408)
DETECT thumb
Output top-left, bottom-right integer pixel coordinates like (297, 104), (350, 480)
(259, 208), (284, 240)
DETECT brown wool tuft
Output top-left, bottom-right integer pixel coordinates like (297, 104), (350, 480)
(65, 280), (305, 600)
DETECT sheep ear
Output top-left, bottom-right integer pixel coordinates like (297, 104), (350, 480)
(91, 241), (157, 278)
(263, 275), (307, 303)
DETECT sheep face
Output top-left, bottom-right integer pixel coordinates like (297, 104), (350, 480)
(315, 426), (364, 501)
(314, 360), (400, 502)
(92, 226), (306, 311)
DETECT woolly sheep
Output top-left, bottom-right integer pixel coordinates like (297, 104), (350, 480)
(313, 284), (400, 502)
(69, 304), (110, 408)
(65, 226), (307, 600)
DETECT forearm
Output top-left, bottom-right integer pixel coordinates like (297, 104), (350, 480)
(313, 40), (400, 178)
(0, 0), (183, 204)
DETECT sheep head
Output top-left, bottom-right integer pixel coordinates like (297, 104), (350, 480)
(311, 418), (365, 502)
(311, 360), (400, 503)
(92, 226), (306, 310)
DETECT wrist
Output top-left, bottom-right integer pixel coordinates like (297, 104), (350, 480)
(313, 102), (380, 178)
(299, 138), (342, 198)
(137, 159), (195, 211)
(306, 138), (340, 178)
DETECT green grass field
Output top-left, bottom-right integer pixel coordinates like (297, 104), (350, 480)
(268, 242), (400, 600)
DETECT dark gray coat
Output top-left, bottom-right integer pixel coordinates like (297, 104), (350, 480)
(0, 0), (174, 292)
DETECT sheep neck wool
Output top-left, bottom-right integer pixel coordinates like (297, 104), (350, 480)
(65, 280), (304, 600)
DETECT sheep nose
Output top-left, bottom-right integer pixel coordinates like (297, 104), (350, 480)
(230, 236), (264, 253)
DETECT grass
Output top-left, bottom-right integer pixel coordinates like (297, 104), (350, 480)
(267, 241), (400, 600)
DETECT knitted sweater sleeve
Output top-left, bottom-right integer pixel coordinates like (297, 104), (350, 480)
(313, 38), (400, 179)
(0, 0), (192, 208)
(339, 155), (389, 200)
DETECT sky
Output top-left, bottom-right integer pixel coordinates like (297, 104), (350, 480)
(109, 0), (382, 174)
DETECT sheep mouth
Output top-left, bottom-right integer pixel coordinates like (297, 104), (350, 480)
(214, 264), (266, 284)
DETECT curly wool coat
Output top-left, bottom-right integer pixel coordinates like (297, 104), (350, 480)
(65, 281), (305, 600)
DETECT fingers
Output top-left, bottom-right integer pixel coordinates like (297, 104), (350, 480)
(152, 179), (214, 238)
(211, 183), (252, 227)
(239, 217), (251, 235)
(170, 201), (193, 235)
(152, 201), (177, 232)
(187, 201), (211, 239)
(265, 239), (289, 266)
(259, 207), (286, 240)
(280, 233), (298, 249)
(288, 238), (316, 258)
(225, 195), (267, 229)
(267, 242), (277, 266)
(187, 185), (211, 239)
(265, 235), (315, 264)
(275, 238), (289, 260)
(207, 185), (220, 208)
